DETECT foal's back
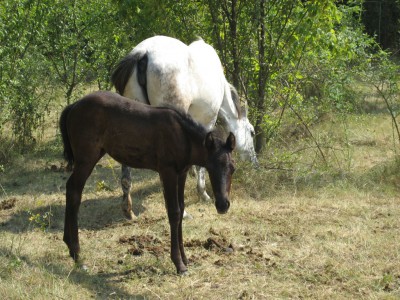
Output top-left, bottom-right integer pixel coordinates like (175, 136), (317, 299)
(67, 91), (189, 170)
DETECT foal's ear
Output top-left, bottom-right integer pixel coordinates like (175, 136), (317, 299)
(226, 132), (236, 151)
(205, 132), (215, 150)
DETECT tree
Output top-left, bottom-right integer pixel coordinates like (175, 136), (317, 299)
(41, 0), (126, 104)
(0, 0), (389, 162)
(0, 0), (52, 149)
(113, 0), (207, 43)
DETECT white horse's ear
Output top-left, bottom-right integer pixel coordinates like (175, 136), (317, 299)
(205, 132), (215, 150)
(226, 132), (236, 151)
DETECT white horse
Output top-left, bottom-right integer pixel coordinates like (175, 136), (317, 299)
(111, 35), (257, 219)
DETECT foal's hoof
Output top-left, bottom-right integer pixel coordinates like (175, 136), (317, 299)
(178, 269), (189, 276)
(80, 264), (89, 272)
(178, 270), (190, 277)
(74, 261), (89, 272)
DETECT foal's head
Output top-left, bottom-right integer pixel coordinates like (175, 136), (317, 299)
(204, 132), (236, 214)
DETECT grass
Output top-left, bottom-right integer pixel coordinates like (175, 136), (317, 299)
(1, 91), (400, 299)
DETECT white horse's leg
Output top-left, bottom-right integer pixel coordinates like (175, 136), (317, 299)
(194, 119), (216, 202)
(196, 166), (211, 202)
(121, 164), (135, 219)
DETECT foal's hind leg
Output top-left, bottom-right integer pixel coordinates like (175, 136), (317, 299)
(63, 162), (96, 263)
(121, 164), (135, 219)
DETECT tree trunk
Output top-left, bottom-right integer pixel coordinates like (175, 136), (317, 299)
(228, 0), (240, 90)
(255, 0), (267, 153)
(211, 0), (241, 90)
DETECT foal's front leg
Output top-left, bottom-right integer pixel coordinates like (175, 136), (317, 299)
(160, 169), (187, 274)
(121, 164), (135, 219)
(178, 171), (188, 265)
(194, 120), (216, 202)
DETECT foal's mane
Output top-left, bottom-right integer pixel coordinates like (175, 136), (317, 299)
(158, 105), (208, 141)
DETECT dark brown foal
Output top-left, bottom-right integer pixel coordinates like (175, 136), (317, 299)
(59, 91), (235, 274)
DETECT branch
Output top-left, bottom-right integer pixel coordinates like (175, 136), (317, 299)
(288, 103), (328, 166)
(373, 82), (400, 143)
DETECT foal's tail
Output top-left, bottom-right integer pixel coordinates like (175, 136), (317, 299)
(59, 104), (74, 170)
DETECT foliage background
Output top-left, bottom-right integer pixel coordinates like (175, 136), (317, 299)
(1, 0), (400, 167)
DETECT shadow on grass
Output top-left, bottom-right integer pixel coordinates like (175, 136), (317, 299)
(0, 247), (148, 299)
(1, 178), (162, 234)
(1, 150), (159, 197)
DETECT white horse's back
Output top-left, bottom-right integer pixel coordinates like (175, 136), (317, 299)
(125, 36), (191, 110)
(124, 36), (227, 128)
(187, 39), (226, 127)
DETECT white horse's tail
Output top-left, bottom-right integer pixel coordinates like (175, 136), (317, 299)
(111, 52), (150, 104)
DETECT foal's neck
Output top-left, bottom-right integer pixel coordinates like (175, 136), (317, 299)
(189, 138), (208, 167)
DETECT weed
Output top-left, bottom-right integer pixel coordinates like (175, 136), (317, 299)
(27, 209), (53, 232)
(105, 157), (119, 185)
(376, 273), (400, 292)
(96, 180), (113, 192)
(0, 183), (7, 197)
(8, 255), (22, 270)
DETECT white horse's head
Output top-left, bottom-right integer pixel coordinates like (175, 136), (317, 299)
(233, 115), (258, 165)
(219, 85), (258, 166)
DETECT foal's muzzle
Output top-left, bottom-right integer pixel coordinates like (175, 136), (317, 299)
(216, 200), (230, 214)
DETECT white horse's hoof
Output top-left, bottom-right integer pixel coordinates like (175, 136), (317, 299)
(123, 210), (136, 220)
(200, 193), (211, 202)
(183, 210), (193, 219)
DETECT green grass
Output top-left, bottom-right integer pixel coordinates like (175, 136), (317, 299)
(1, 90), (400, 299)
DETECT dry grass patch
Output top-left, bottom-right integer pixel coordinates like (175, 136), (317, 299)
(1, 163), (400, 299)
